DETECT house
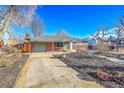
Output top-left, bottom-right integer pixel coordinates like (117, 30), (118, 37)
(88, 38), (97, 49)
(108, 38), (124, 50)
(21, 35), (83, 53)
(13, 36), (31, 53)
(13, 40), (30, 53)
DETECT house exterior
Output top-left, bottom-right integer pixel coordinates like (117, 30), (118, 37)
(108, 39), (124, 50)
(21, 35), (83, 53)
(88, 38), (97, 49)
(73, 42), (87, 51)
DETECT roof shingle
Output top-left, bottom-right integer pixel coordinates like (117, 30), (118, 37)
(30, 35), (82, 43)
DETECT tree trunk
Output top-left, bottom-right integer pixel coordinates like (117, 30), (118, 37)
(116, 43), (118, 51)
(116, 40), (119, 52)
(116, 34), (120, 52)
(0, 15), (12, 36)
(0, 6), (15, 37)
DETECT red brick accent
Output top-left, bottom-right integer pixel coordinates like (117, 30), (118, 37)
(54, 47), (64, 51)
(73, 45), (87, 50)
(22, 42), (31, 53)
(47, 42), (53, 51)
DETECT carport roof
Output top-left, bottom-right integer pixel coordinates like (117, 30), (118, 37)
(30, 35), (83, 43)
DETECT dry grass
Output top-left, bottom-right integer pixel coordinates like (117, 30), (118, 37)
(0, 47), (22, 67)
(95, 42), (109, 53)
(0, 55), (13, 67)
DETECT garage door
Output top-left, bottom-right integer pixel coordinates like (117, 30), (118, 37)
(31, 43), (47, 52)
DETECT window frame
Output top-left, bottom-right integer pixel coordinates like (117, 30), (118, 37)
(54, 42), (64, 48)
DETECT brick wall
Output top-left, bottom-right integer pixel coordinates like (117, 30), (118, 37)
(22, 42), (31, 53)
(47, 42), (53, 51)
(73, 44), (87, 51)
(54, 47), (64, 51)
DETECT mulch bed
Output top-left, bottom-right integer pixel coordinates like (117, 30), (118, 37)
(54, 52), (124, 88)
(0, 54), (29, 88)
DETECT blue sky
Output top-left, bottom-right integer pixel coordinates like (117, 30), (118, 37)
(13, 5), (124, 39)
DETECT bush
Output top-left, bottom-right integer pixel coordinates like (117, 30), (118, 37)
(13, 48), (22, 60)
(0, 54), (13, 67)
(0, 46), (22, 67)
(96, 41), (109, 53)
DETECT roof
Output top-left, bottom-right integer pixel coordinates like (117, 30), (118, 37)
(88, 38), (97, 46)
(30, 35), (83, 43)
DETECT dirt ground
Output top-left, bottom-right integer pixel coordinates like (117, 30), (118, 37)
(15, 52), (103, 88)
(0, 54), (29, 88)
(55, 52), (124, 88)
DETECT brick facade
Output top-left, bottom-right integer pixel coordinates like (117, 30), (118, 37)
(73, 44), (87, 51)
(22, 42), (31, 53)
(47, 42), (53, 51)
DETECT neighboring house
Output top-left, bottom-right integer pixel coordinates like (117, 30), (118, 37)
(108, 36), (124, 49)
(14, 37), (31, 53)
(21, 35), (83, 53)
(109, 39), (124, 49)
(88, 38), (97, 49)
(13, 40), (30, 53)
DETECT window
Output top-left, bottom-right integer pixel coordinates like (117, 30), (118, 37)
(54, 42), (63, 48)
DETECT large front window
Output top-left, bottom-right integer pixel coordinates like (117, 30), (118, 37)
(54, 42), (63, 48)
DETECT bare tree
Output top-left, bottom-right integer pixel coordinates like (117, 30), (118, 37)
(0, 5), (37, 39)
(91, 26), (109, 52)
(56, 29), (69, 37)
(31, 16), (44, 37)
(119, 16), (124, 27)
(91, 26), (109, 42)
(114, 25), (124, 51)
(113, 16), (124, 51)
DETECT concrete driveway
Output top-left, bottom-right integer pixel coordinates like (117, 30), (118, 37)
(15, 52), (102, 88)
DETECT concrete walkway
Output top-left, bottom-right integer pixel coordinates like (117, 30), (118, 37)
(15, 52), (103, 88)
